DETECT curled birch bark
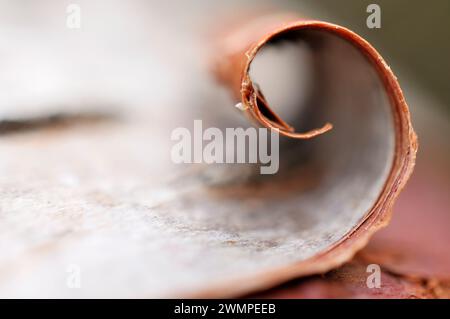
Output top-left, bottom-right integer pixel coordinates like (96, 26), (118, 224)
(205, 13), (418, 294)
(0, 8), (420, 298)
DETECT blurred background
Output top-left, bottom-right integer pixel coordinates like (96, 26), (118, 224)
(297, 0), (450, 113)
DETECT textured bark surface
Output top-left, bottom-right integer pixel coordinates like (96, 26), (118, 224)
(0, 1), (445, 299)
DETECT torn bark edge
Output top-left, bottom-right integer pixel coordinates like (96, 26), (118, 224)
(211, 15), (339, 138)
(190, 16), (418, 298)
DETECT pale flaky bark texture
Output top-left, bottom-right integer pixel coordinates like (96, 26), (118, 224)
(0, 4), (420, 298)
